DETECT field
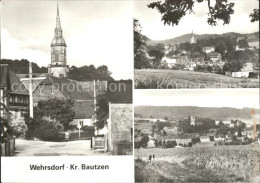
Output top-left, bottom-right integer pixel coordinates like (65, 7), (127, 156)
(135, 69), (259, 89)
(135, 145), (260, 183)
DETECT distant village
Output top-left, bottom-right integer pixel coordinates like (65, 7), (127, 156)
(142, 32), (259, 78)
(134, 115), (260, 149)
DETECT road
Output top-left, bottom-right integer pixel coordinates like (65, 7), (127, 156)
(15, 139), (111, 156)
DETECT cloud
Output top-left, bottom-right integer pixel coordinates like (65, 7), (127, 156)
(2, 28), (50, 66)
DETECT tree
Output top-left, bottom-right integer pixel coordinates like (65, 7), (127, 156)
(147, 0), (258, 26)
(0, 59), (48, 74)
(68, 65), (113, 81)
(95, 93), (109, 129)
(148, 49), (165, 69)
(238, 39), (249, 48)
(250, 2), (259, 22)
(215, 42), (227, 57)
(34, 98), (75, 130)
(134, 19), (150, 69)
(223, 51), (248, 72)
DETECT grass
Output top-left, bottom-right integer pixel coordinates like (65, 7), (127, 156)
(135, 145), (260, 182)
(135, 69), (259, 89)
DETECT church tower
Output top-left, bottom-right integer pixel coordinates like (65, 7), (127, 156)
(48, 3), (68, 78)
(190, 30), (195, 44)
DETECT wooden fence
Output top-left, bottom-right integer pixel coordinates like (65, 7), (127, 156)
(1, 138), (15, 156)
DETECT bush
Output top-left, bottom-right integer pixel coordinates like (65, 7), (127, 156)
(163, 140), (177, 148)
(81, 126), (95, 135)
(34, 119), (64, 142)
(10, 118), (28, 138)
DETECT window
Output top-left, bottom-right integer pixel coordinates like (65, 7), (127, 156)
(55, 54), (59, 61)
(40, 88), (44, 95)
(80, 121), (83, 126)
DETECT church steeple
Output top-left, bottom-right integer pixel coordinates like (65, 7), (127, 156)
(55, 3), (62, 38)
(191, 30), (195, 44)
(49, 3), (68, 78)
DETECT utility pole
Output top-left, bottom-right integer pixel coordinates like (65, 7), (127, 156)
(29, 62), (33, 118)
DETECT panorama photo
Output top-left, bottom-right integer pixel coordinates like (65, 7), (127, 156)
(134, 0), (259, 89)
(134, 89), (260, 182)
(1, 1), (133, 156)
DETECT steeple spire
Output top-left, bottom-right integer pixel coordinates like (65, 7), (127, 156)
(55, 2), (62, 37)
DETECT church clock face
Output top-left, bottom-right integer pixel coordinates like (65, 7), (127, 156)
(54, 70), (59, 77)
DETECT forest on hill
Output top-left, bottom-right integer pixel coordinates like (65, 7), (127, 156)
(0, 59), (114, 81)
(135, 106), (259, 121)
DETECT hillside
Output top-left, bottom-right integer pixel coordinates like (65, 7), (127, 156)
(148, 31), (259, 46)
(135, 106), (260, 121)
(135, 69), (259, 89)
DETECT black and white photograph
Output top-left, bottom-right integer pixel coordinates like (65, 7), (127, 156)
(134, 0), (259, 89)
(1, 1), (133, 156)
(134, 89), (260, 182)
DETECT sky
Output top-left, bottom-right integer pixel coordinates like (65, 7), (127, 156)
(134, 89), (259, 109)
(134, 0), (259, 40)
(1, 0), (133, 80)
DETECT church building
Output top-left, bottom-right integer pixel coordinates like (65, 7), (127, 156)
(48, 4), (69, 78)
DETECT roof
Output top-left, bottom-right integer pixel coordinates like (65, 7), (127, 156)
(39, 75), (93, 100)
(156, 134), (192, 140)
(0, 64), (10, 89)
(0, 64), (28, 94)
(107, 80), (132, 103)
(9, 72), (28, 94)
(16, 73), (49, 79)
(215, 134), (225, 138)
(73, 100), (94, 119)
(20, 77), (46, 93)
(200, 136), (209, 139)
(208, 52), (221, 57)
(241, 63), (254, 72)
(77, 80), (107, 97)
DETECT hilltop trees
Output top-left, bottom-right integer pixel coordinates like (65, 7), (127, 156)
(0, 59), (47, 74)
(68, 65), (113, 81)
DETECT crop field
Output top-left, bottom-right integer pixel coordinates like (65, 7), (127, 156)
(135, 145), (260, 182)
(135, 69), (260, 89)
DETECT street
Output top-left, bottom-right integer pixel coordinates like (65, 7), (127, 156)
(15, 139), (111, 156)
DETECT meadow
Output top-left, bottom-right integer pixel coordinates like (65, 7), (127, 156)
(135, 69), (260, 89)
(135, 145), (260, 182)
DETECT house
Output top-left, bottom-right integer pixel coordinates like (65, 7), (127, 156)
(200, 136), (210, 142)
(209, 128), (217, 133)
(214, 134), (225, 142)
(156, 135), (192, 145)
(0, 64), (11, 121)
(69, 100), (94, 126)
(208, 52), (222, 63)
(203, 46), (215, 54)
(106, 80), (133, 154)
(229, 63), (254, 78)
(162, 56), (177, 68)
(31, 75), (96, 127)
(147, 139), (156, 148)
(0, 65), (29, 125)
(248, 41), (259, 49)
(163, 126), (179, 135)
